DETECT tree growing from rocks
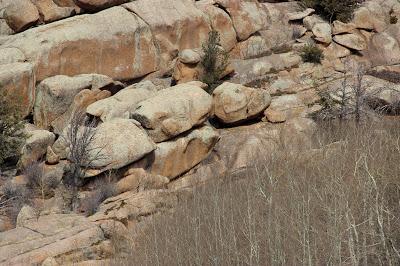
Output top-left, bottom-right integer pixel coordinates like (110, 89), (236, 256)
(0, 93), (26, 168)
(317, 61), (388, 123)
(301, 0), (363, 22)
(200, 29), (229, 93)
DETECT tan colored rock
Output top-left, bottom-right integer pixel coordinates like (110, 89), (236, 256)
(264, 109), (286, 123)
(353, 5), (386, 32)
(312, 22), (332, 44)
(16, 205), (37, 228)
(82, 119), (156, 175)
(41, 257), (59, 266)
(197, 2), (237, 51)
(46, 146), (60, 165)
(53, 0), (82, 13)
(366, 25), (400, 66)
(213, 82), (272, 124)
(303, 15), (324, 30)
(20, 129), (56, 168)
(0, 214), (105, 265)
(0, 62), (35, 117)
(34, 74), (120, 130)
(178, 49), (201, 64)
(172, 60), (200, 84)
(116, 168), (169, 194)
(31, 0), (75, 23)
(89, 190), (178, 224)
(1, 7), (159, 82)
(231, 35), (271, 60)
(86, 81), (159, 122)
(215, 0), (268, 41)
(136, 125), (220, 179)
(4, 0), (39, 32)
(288, 8), (315, 21)
(0, 47), (25, 64)
(75, 0), (127, 11)
(332, 20), (356, 35)
(333, 32), (367, 51)
(51, 88), (112, 134)
(123, 0), (210, 70)
(267, 94), (307, 120)
(132, 83), (213, 142)
(324, 42), (351, 59)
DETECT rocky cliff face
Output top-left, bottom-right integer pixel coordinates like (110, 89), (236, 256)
(1, 0), (400, 265)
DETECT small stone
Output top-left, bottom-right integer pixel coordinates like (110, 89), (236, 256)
(46, 146), (60, 165)
(16, 205), (37, 228)
(179, 49), (201, 64)
(264, 108), (286, 123)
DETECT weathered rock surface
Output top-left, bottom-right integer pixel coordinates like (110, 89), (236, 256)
(31, 0), (75, 23)
(266, 93), (319, 120)
(86, 81), (160, 122)
(16, 205), (37, 228)
(116, 168), (169, 194)
(0, 7), (159, 82)
(197, 2), (237, 51)
(123, 0), (210, 70)
(34, 74), (120, 130)
(75, 0), (128, 11)
(216, 0), (268, 41)
(133, 125), (220, 179)
(85, 119), (156, 174)
(312, 22), (332, 44)
(20, 129), (56, 168)
(333, 32), (367, 51)
(4, 0), (39, 32)
(288, 8), (315, 21)
(51, 88), (111, 134)
(213, 82), (272, 124)
(366, 25), (400, 66)
(132, 83), (213, 142)
(0, 62), (35, 117)
(0, 214), (106, 265)
(89, 190), (178, 224)
(0, 47), (26, 64)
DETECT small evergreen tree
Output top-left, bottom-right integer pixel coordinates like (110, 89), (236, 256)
(0, 93), (25, 167)
(200, 30), (229, 93)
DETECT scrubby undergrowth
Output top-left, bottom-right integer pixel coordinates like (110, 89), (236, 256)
(114, 120), (400, 265)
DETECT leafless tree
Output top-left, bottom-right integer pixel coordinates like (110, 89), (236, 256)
(62, 110), (105, 187)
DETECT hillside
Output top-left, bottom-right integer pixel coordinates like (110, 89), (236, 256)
(0, 0), (400, 265)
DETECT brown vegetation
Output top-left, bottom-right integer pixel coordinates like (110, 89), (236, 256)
(114, 120), (400, 265)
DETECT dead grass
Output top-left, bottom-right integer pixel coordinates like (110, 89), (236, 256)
(114, 120), (400, 265)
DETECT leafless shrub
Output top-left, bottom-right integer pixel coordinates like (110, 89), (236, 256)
(0, 181), (31, 224)
(113, 120), (400, 265)
(81, 179), (116, 216)
(24, 162), (58, 201)
(60, 109), (106, 211)
(316, 61), (391, 122)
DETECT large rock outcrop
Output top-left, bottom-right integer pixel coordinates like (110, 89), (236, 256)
(132, 83), (213, 143)
(216, 0), (269, 41)
(133, 125), (220, 180)
(0, 7), (159, 82)
(86, 81), (161, 122)
(213, 82), (272, 124)
(83, 119), (156, 174)
(4, 0), (40, 32)
(0, 214), (107, 265)
(34, 74), (121, 131)
(0, 62), (35, 117)
(123, 0), (211, 71)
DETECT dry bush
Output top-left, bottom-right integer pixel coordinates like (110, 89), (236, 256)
(114, 120), (400, 265)
(300, 43), (324, 64)
(24, 162), (59, 201)
(301, 0), (363, 22)
(81, 179), (116, 216)
(0, 92), (26, 168)
(0, 181), (31, 224)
